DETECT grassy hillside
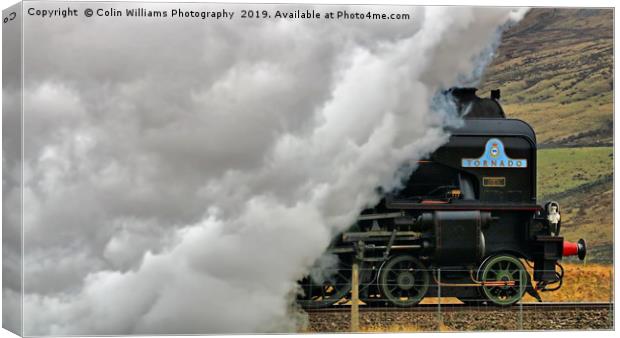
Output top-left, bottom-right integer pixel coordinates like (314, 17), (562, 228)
(537, 147), (612, 198)
(480, 8), (613, 146)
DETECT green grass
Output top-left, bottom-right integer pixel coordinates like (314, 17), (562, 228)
(537, 147), (613, 199)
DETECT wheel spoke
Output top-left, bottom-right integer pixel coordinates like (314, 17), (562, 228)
(480, 255), (527, 306)
(297, 256), (352, 308)
(379, 255), (429, 307)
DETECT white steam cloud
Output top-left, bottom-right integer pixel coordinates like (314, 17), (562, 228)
(3, 4), (526, 335)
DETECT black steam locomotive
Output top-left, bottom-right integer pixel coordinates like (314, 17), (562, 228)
(298, 88), (586, 307)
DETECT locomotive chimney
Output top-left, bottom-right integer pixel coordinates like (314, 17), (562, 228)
(447, 87), (505, 118)
(448, 87), (478, 103)
(490, 89), (501, 101)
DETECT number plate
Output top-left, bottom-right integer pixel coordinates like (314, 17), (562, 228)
(483, 177), (506, 187)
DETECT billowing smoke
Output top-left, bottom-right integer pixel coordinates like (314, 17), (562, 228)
(3, 4), (526, 335)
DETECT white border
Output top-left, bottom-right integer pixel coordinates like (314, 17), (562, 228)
(0, 1), (615, 338)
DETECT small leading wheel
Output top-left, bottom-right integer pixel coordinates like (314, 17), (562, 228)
(479, 254), (527, 306)
(297, 257), (351, 309)
(379, 255), (429, 307)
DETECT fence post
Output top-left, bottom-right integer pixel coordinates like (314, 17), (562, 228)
(610, 269), (613, 329)
(518, 269), (523, 330)
(351, 261), (359, 332)
(437, 268), (442, 330)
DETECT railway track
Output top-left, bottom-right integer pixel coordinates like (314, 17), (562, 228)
(304, 302), (613, 313)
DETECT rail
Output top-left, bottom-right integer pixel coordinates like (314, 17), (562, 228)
(304, 302), (614, 313)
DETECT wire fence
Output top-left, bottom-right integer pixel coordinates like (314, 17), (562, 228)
(300, 265), (614, 332)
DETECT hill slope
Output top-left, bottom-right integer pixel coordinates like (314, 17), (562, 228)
(480, 8), (613, 146)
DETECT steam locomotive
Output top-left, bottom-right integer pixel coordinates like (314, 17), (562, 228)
(298, 88), (586, 307)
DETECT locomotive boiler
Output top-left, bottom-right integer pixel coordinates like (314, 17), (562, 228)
(298, 88), (587, 307)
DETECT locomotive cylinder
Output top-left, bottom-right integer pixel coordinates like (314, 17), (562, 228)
(416, 211), (492, 264)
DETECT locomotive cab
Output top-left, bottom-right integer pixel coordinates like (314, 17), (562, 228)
(398, 118), (536, 204)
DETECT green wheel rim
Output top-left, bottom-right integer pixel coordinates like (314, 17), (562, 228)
(298, 258), (351, 308)
(379, 255), (429, 307)
(480, 255), (527, 306)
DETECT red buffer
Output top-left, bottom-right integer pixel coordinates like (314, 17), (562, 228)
(562, 239), (587, 260)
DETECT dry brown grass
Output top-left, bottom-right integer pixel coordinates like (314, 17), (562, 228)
(361, 323), (426, 332)
(523, 262), (613, 303)
(420, 297), (462, 304)
(361, 322), (453, 333)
